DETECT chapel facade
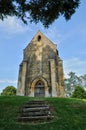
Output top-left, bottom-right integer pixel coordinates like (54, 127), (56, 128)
(17, 31), (65, 97)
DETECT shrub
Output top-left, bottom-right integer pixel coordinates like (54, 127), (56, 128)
(71, 86), (86, 99)
(1, 86), (16, 96)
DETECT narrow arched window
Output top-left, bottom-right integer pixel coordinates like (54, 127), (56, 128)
(37, 35), (41, 41)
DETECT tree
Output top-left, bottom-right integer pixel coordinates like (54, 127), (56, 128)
(71, 86), (86, 99)
(0, 0), (80, 27)
(1, 86), (16, 96)
(79, 75), (86, 89)
(64, 72), (86, 97)
(64, 72), (81, 96)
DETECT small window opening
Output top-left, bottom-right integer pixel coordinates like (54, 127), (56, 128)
(38, 35), (41, 41)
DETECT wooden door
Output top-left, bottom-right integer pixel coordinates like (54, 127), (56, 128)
(34, 80), (45, 97)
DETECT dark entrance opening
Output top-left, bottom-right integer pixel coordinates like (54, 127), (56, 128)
(34, 80), (45, 97)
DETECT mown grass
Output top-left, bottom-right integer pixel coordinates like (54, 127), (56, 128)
(0, 96), (86, 130)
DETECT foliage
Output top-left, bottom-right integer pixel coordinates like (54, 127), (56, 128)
(0, 0), (80, 27)
(64, 72), (81, 96)
(71, 86), (86, 99)
(79, 74), (86, 89)
(1, 86), (16, 96)
(0, 96), (86, 130)
(64, 72), (86, 97)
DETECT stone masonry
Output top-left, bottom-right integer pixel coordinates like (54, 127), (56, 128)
(17, 31), (65, 97)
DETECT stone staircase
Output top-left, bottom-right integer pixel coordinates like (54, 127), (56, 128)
(18, 100), (54, 123)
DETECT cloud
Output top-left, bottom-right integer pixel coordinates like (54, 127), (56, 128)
(0, 16), (29, 34)
(0, 80), (17, 92)
(0, 80), (17, 93)
(63, 58), (86, 77)
(0, 80), (17, 84)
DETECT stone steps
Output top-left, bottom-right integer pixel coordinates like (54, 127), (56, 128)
(21, 111), (50, 116)
(23, 104), (48, 108)
(22, 106), (49, 112)
(18, 116), (53, 122)
(18, 100), (54, 123)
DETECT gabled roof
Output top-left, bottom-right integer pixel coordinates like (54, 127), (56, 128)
(24, 30), (57, 51)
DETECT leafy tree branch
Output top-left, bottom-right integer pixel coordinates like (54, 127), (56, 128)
(0, 0), (80, 27)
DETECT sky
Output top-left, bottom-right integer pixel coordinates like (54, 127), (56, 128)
(0, 0), (86, 92)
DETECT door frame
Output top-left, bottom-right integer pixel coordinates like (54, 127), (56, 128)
(30, 77), (49, 97)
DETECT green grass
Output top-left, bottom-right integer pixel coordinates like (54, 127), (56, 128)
(0, 96), (86, 130)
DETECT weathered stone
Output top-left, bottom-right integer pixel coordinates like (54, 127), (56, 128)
(17, 31), (65, 97)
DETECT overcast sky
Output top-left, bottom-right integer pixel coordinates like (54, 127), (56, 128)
(0, 0), (86, 92)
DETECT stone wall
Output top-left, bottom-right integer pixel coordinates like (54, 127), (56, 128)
(17, 31), (65, 97)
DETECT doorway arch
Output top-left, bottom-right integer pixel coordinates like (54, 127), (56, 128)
(30, 77), (49, 97)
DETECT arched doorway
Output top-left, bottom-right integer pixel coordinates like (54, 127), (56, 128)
(34, 80), (45, 97)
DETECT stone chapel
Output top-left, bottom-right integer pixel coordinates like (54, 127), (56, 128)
(17, 31), (65, 97)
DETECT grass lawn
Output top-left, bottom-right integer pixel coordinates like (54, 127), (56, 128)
(0, 96), (86, 130)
